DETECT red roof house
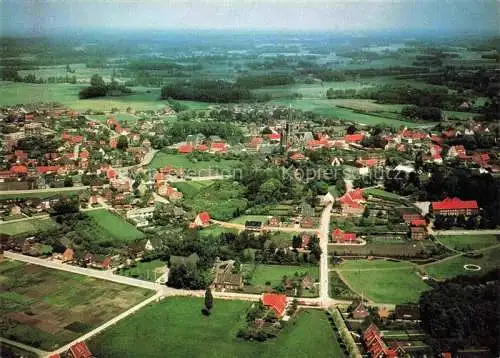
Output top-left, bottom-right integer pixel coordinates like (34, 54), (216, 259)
(10, 165), (28, 174)
(106, 168), (117, 180)
(178, 144), (194, 154)
(331, 228), (358, 243)
(210, 142), (227, 152)
(431, 197), (479, 216)
(37, 166), (62, 174)
(290, 152), (306, 161)
(68, 341), (93, 358)
(193, 211), (211, 227)
(410, 219), (426, 227)
(338, 188), (365, 215)
(261, 293), (287, 318)
(344, 133), (364, 143)
(196, 144), (208, 152)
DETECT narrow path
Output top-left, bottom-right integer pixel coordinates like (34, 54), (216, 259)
(421, 242), (500, 268)
(319, 202), (333, 306)
(0, 337), (49, 356)
(212, 220), (319, 234)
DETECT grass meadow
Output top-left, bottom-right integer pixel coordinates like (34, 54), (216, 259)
(0, 217), (58, 236)
(86, 209), (145, 242)
(89, 297), (344, 358)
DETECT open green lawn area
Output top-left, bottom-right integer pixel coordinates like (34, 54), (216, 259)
(437, 235), (499, 251)
(328, 241), (436, 258)
(338, 259), (430, 304)
(0, 217), (58, 236)
(86, 209), (144, 242)
(0, 260), (152, 351)
(270, 99), (434, 128)
(243, 264), (319, 287)
(199, 225), (240, 237)
(424, 245), (500, 280)
(172, 180), (216, 199)
(89, 297), (343, 358)
(363, 188), (409, 202)
(149, 153), (241, 175)
(230, 215), (270, 225)
(117, 259), (166, 281)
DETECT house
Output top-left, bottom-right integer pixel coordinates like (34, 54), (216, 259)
(212, 263), (243, 291)
(363, 323), (401, 358)
(344, 133), (364, 144)
(331, 228), (358, 243)
(338, 188), (365, 216)
(10, 205), (21, 216)
(431, 197), (479, 216)
(356, 158), (384, 176)
(268, 216), (281, 227)
(290, 152), (306, 161)
(300, 216), (313, 228)
(178, 144), (194, 154)
(261, 293), (287, 318)
(68, 341), (93, 358)
(394, 304), (420, 321)
(396, 207), (423, 223)
(351, 300), (370, 319)
(192, 212), (211, 227)
(91, 255), (112, 270)
(62, 248), (74, 263)
(245, 221), (263, 231)
(158, 184), (183, 201)
(448, 145), (467, 159)
(410, 219), (427, 240)
(300, 234), (311, 249)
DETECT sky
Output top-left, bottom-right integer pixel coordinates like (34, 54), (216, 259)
(1, 0), (498, 36)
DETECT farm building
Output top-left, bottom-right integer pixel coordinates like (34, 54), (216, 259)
(431, 197), (479, 216)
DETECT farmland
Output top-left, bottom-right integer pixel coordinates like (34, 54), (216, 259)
(230, 215), (271, 225)
(149, 152), (241, 175)
(328, 240), (436, 258)
(172, 180), (216, 199)
(337, 259), (430, 304)
(363, 188), (410, 203)
(85, 209), (145, 242)
(0, 260), (152, 351)
(437, 235), (499, 251)
(424, 245), (500, 280)
(0, 188), (87, 200)
(199, 225), (240, 237)
(0, 217), (58, 236)
(89, 297), (343, 358)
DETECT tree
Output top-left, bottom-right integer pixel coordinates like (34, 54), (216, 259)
(292, 235), (302, 249)
(362, 207), (370, 218)
(204, 287), (213, 311)
(63, 176), (74, 187)
(346, 125), (357, 135)
(90, 74), (106, 88)
(117, 135), (128, 150)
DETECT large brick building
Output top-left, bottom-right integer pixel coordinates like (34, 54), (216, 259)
(431, 197), (479, 216)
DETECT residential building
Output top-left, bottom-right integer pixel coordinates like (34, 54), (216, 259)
(351, 300), (370, 319)
(431, 197), (479, 216)
(212, 264), (243, 291)
(331, 228), (358, 243)
(192, 211), (211, 227)
(261, 293), (287, 318)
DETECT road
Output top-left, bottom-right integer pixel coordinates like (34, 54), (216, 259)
(0, 337), (49, 357)
(318, 202), (333, 306)
(0, 186), (89, 196)
(432, 229), (500, 236)
(167, 175), (225, 182)
(212, 220), (319, 234)
(117, 149), (159, 173)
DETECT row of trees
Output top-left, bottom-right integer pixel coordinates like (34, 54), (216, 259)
(79, 74), (132, 99)
(160, 80), (254, 103)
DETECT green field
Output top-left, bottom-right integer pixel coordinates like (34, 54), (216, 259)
(149, 153), (241, 175)
(199, 225), (240, 237)
(0, 217), (58, 236)
(89, 297), (344, 358)
(118, 259), (166, 281)
(172, 180), (216, 199)
(0, 81), (208, 112)
(0, 260), (152, 351)
(338, 259), (430, 304)
(230, 215), (270, 225)
(437, 235), (498, 251)
(243, 264), (319, 287)
(86, 209), (144, 242)
(328, 240), (436, 258)
(424, 245), (500, 280)
(363, 188), (409, 202)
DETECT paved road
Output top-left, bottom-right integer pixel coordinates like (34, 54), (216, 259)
(0, 337), (49, 357)
(319, 202), (333, 306)
(212, 220), (319, 234)
(167, 175), (225, 182)
(117, 149), (159, 172)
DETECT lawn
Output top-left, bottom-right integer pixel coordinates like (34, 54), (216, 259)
(89, 297), (343, 358)
(0, 217), (58, 236)
(0, 260), (152, 351)
(329, 241), (435, 258)
(149, 152), (241, 175)
(424, 245), (500, 280)
(243, 264), (319, 287)
(172, 180), (216, 199)
(363, 188), (409, 203)
(230, 215), (270, 225)
(437, 235), (498, 251)
(86, 209), (144, 242)
(338, 259), (430, 304)
(117, 259), (166, 281)
(199, 225), (240, 238)
(0, 188), (87, 200)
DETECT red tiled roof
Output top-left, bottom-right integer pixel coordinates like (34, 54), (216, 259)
(290, 153), (305, 161)
(301, 234), (311, 249)
(107, 168), (117, 179)
(69, 341), (92, 358)
(37, 166), (62, 174)
(178, 144), (194, 154)
(71, 135), (83, 144)
(250, 137), (264, 145)
(339, 188), (364, 204)
(411, 219), (426, 227)
(357, 158), (379, 167)
(197, 211), (211, 224)
(269, 133), (281, 140)
(431, 135), (443, 144)
(262, 293), (287, 317)
(432, 197), (478, 211)
(10, 165), (28, 174)
(79, 150), (89, 159)
(331, 228), (357, 242)
(344, 133), (364, 143)
(401, 129), (427, 139)
(196, 144), (208, 152)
